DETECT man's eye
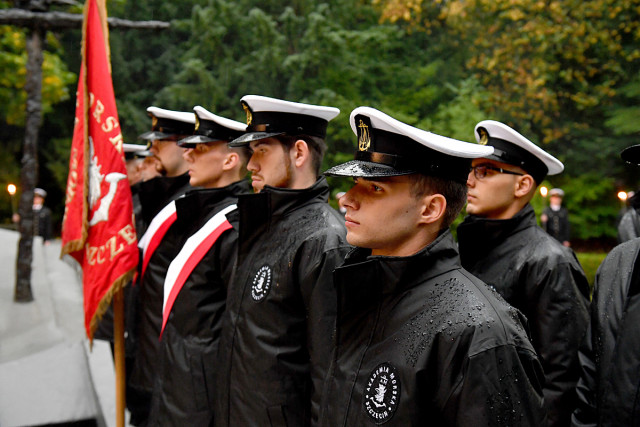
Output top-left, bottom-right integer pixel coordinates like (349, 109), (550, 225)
(372, 184), (382, 192)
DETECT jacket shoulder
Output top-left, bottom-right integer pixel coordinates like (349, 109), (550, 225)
(431, 269), (536, 355)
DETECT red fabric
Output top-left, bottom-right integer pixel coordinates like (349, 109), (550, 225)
(140, 211), (177, 278)
(159, 220), (233, 338)
(61, 0), (138, 341)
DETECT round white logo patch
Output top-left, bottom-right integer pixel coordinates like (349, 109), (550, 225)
(251, 265), (272, 302)
(363, 362), (400, 424)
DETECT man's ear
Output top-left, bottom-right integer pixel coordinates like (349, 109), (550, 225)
(514, 174), (535, 199)
(291, 139), (310, 168)
(222, 151), (239, 171)
(420, 193), (447, 225)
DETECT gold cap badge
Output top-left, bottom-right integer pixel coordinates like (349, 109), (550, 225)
(358, 120), (371, 151)
(478, 128), (489, 146)
(242, 102), (252, 126)
(194, 115), (200, 131)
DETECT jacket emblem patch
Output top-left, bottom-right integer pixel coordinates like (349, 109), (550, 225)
(363, 362), (400, 424)
(251, 265), (272, 302)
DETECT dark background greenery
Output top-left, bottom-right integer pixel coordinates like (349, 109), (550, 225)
(0, 0), (638, 252)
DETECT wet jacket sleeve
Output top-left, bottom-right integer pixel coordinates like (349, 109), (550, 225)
(444, 345), (547, 426)
(524, 259), (590, 426)
(296, 233), (350, 424)
(571, 317), (597, 427)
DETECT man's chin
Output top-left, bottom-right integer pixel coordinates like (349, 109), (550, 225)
(465, 203), (479, 215)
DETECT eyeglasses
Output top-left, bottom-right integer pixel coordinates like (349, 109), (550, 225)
(470, 165), (524, 180)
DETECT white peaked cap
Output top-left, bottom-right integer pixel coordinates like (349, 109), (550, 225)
(146, 106), (195, 124)
(178, 106), (247, 147)
(229, 95), (340, 146)
(474, 120), (564, 180)
(324, 107), (494, 183)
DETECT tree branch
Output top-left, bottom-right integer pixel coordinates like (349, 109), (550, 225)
(0, 9), (170, 30)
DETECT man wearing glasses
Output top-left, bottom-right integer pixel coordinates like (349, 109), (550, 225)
(457, 120), (590, 427)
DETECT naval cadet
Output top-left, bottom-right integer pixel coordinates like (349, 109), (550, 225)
(32, 187), (53, 243)
(128, 106), (195, 425)
(214, 95), (350, 426)
(457, 120), (590, 427)
(147, 106), (250, 426)
(320, 107), (546, 426)
(571, 144), (640, 427)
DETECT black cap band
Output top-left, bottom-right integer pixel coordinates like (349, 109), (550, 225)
(247, 111), (329, 139)
(155, 117), (193, 136)
(354, 127), (472, 184)
(194, 117), (244, 142)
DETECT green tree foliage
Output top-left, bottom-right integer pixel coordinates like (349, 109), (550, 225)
(0, 26), (75, 126)
(374, 0), (640, 245)
(154, 0), (485, 198)
(106, 0), (205, 142)
(2, 0), (638, 243)
(0, 2), (76, 227)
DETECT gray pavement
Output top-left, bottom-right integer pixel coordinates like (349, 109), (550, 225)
(0, 228), (130, 427)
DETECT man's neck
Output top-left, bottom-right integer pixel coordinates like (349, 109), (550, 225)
(203, 174), (243, 189)
(288, 173), (317, 190)
(165, 166), (188, 178)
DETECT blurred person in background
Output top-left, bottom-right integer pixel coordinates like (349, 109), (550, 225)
(541, 187), (571, 247)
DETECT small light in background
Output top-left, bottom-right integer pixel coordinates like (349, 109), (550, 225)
(540, 186), (548, 198)
(618, 191), (628, 202)
(7, 184), (16, 196)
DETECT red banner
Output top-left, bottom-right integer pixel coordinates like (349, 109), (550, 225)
(61, 0), (138, 342)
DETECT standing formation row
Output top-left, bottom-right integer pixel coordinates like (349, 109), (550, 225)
(97, 94), (635, 426)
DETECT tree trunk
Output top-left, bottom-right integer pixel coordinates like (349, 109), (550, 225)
(14, 26), (43, 303)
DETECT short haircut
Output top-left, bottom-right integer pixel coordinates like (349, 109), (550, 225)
(276, 134), (327, 176)
(409, 174), (467, 230)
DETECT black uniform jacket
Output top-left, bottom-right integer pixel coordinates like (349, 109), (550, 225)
(457, 204), (590, 427)
(215, 177), (350, 427)
(147, 180), (250, 426)
(572, 238), (640, 427)
(130, 173), (191, 394)
(319, 230), (547, 426)
(33, 205), (53, 241)
(542, 206), (570, 243)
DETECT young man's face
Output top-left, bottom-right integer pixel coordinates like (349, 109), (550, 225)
(183, 142), (229, 189)
(149, 138), (186, 177)
(465, 158), (523, 219)
(550, 195), (562, 206)
(247, 138), (293, 192)
(341, 175), (426, 257)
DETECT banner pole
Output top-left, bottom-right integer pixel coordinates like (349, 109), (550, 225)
(113, 288), (126, 427)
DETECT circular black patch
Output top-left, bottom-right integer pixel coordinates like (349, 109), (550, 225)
(363, 362), (401, 424)
(251, 265), (272, 302)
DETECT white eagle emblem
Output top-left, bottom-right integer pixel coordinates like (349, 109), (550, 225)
(88, 137), (126, 226)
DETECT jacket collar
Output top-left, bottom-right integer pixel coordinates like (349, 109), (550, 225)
(176, 179), (251, 225)
(336, 230), (462, 301)
(138, 172), (191, 225)
(457, 203), (537, 264)
(237, 177), (331, 247)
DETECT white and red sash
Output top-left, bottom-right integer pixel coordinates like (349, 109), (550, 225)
(138, 200), (178, 279)
(159, 204), (237, 337)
